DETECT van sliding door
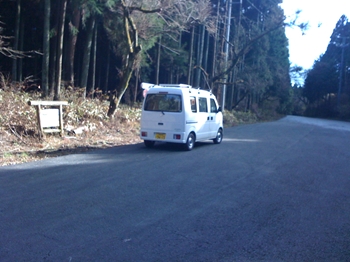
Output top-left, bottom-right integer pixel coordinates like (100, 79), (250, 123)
(197, 97), (211, 140)
(209, 98), (219, 137)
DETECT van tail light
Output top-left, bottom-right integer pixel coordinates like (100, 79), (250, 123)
(173, 134), (181, 140)
(141, 131), (148, 137)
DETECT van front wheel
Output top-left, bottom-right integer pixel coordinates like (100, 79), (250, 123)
(185, 133), (195, 151)
(213, 129), (223, 144)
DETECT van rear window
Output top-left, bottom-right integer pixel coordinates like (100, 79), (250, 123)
(144, 94), (182, 112)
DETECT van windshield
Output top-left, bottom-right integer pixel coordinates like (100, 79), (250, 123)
(144, 94), (182, 112)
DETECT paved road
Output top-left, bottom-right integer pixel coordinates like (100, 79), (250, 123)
(1, 116), (350, 261)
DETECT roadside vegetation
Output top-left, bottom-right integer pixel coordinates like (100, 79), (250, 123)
(301, 15), (350, 120)
(0, 84), (281, 166)
(0, 85), (141, 166)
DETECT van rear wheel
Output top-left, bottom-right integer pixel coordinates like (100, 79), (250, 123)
(144, 140), (155, 148)
(213, 128), (223, 144)
(185, 133), (195, 151)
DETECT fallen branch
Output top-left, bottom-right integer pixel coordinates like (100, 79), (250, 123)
(8, 124), (28, 145)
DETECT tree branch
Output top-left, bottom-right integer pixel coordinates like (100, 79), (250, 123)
(120, 0), (161, 14)
(128, 6), (161, 14)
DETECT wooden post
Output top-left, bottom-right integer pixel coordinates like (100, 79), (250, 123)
(35, 104), (44, 138)
(59, 104), (64, 136)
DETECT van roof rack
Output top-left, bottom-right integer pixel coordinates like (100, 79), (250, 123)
(141, 82), (194, 90)
(159, 84), (192, 89)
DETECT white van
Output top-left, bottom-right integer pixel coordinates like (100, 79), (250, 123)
(140, 83), (223, 150)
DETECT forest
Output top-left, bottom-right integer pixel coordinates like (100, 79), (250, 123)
(0, 0), (349, 120)
(302, 15), (350, 119)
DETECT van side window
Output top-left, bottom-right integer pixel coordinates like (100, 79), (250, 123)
(199, 97), (208, 112)
(210, 98), (218, 113)
(190, 97), (197, 112)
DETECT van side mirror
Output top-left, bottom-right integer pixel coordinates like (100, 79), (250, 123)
(217, 107), (222, 113)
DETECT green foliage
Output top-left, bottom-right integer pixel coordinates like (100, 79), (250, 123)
(302, 15), (350, 119)
(223, 110), (258, 126)
(266, 24), (292, 108)
(156, 34), (190, 82)
(77, 0), (105, 22)
(277, 87), (294, 114)
(221, 0), (291, 113)
(103, 2), (162, 59)
(303, 60), (338, 104)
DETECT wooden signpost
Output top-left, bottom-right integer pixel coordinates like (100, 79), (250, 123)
(28, 101), (68, 137)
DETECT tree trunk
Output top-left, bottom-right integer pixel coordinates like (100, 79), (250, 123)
(65, 6), (81, 87)
(134, 68), (139, 105)
(194, 25), (206, 87)
(80, 16), (95, 96)
(49, 1), (59, 96)
(246, 93), (251, 112)
(175, 33), (182, 83)
(194, 26), (202, 87)
(89, 22), (97, 98)
(103, 46), (110, 93)
(155, 35), (161, 85)
(18, 14), (24, 82)
(42, 0), (50, 97)
(229, 0), (242, 108)
(211, 0), (220, 89)
(49, 39), (57, 96)
(12, 0), (21, 82)
(222, 0), (233, 109)
(107, 54), (136, 117)
(187, 27), (195, 85)
(202, 29), (209, 88)
(232, 89), (247, 110)
(169, 67), (173, 83)
(54, 0), (67, 101)
(229, 66), (237, 109)
(107, 5), (142, 117)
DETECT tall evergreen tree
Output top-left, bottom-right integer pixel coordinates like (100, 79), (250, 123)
(303, 15), (350, 117)
(54, 0), (68, 101)
(64, 0), (81, 88)
(11, 0), (21, 82)
(41, 0), (50, 97)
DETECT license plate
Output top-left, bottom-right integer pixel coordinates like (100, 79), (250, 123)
(155, 133), (166, 139)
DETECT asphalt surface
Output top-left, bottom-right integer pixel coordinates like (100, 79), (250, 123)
(1, 116), (350, 261)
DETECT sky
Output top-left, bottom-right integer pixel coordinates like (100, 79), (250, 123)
(280, 0), (350, 70)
